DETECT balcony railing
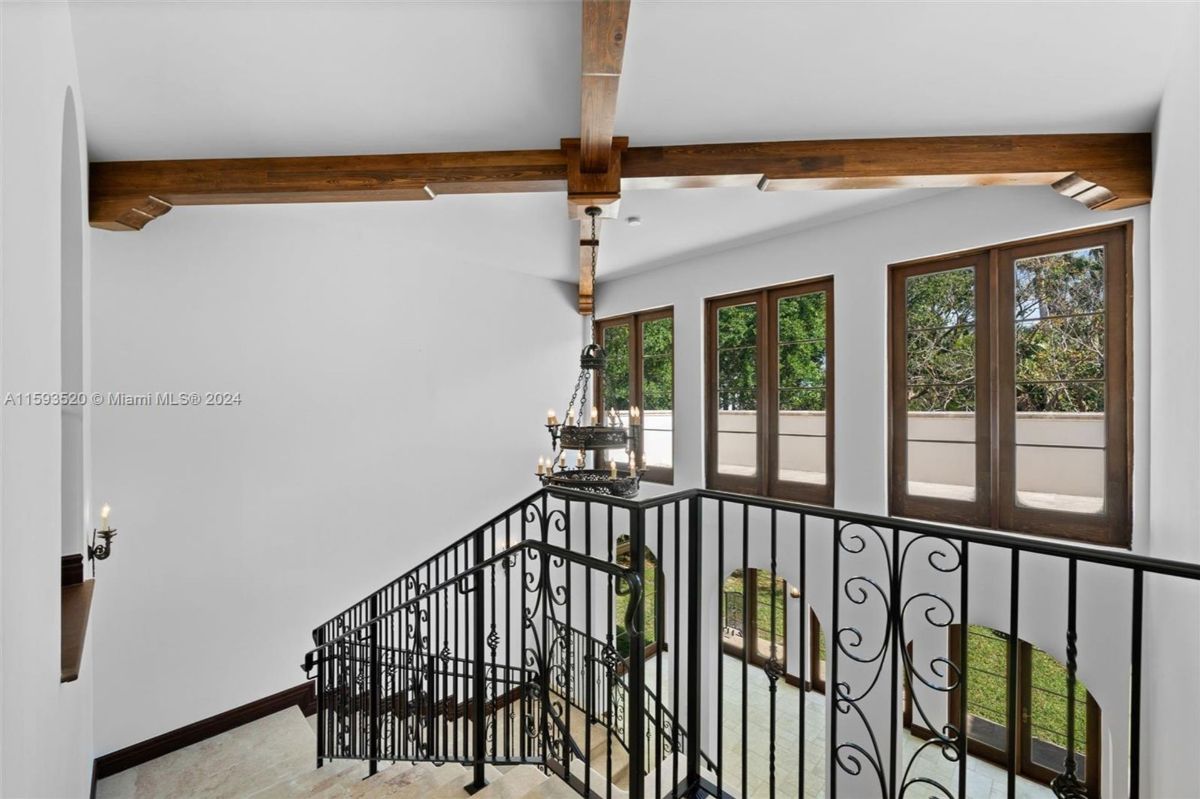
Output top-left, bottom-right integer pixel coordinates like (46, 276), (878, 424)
(303, 486), (1200, 798)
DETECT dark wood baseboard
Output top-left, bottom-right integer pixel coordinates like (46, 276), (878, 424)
(63, 553), (84, 586)
(93, 681), (315, 780)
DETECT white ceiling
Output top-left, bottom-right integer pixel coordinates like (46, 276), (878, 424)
(69, 0), (1189, 281)
(136, 186), (937, 282)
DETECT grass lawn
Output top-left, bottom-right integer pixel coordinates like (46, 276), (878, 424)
(614, 554), (658, 657)
(964, 625), (1087, 753)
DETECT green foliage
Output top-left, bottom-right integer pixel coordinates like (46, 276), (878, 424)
(642, 317), (673, 411)
(905, 268), (977, 412)
(906, 248), (1106, 414)
(602, 318), (673, 413)
(717, 304), (758, 410)
(603, 325), (631, 410)
(1014, 248), (1105, 413)
(716, 294), (828, 411)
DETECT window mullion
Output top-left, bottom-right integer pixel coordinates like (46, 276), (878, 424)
(759, 292), (771, 496)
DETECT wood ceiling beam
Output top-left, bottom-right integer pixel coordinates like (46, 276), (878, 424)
(89, 149), (567, 231)
(621, 133), (1152, 210)
(578, 217), (600, 315)
(579, 0), (631, 175)
(89, 133), (1151, 231)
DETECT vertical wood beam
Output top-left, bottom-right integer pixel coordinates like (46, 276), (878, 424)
(580, 0), (631, 173)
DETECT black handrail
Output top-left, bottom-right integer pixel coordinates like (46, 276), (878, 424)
(305, 538), (641, 667)
(548, 485), (1200, 579)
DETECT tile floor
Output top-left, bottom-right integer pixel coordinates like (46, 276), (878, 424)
(716, 655), (1055, 799)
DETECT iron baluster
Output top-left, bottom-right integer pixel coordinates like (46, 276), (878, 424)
(468, 529), (488, 793)
(369, 594), (380, 776)
(1051, 558), (1087, 798)
(1007, 549), (1021, 799)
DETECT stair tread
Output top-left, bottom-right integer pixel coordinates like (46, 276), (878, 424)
(248, 758), (364, 798)
(519, 777), (581, 799)
(471, 765), (547, 798)
(354, 761), (453, 798)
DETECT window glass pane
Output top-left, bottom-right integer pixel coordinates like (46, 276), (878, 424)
(905, 267), (977, 499)
(602, 323), (631, 465)
(722, 570), (746, 648)
(717, 303), (758, 476)
(753, 571), (787, 661)
(778, 292), (827, 485)
(641, 316), (673, 469)
(1028, 645), (1089, 777)
(1013, 247), (1106, 514)
(964, 625), (1011, 754)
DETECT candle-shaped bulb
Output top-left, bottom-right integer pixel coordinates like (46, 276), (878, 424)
(591, 406), (599, 425)
(576, 450), (586, 468)
(100, 504), (111, 531)
(536, 457), (545, 476)
(559, 453), (566, 468)
(547, 409), (558, 426)
(610, 460), (618, 479)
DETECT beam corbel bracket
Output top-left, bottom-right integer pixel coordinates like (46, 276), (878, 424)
(562, 137), (627, 221)
(90, 194), (173, 232)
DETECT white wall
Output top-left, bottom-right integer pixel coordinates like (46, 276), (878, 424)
(1144, 7), (1200, 796)
(0, 2), (96, 796)
(89, 204), (580, 755)
(600, 186), (1154, 795)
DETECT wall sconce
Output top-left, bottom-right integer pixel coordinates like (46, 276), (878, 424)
(87, 503), (117, 576)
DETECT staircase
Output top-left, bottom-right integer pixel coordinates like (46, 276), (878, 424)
(96, 706), (576, 799)
(304, 490), (709, 799)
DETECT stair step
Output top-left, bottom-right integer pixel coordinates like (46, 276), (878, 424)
(248, 758), (364, 797)
(424, 764), (503, 798)
(520, 776), (581, 799)
(355, 761), (452, 798)
(471, 765), (547, 798)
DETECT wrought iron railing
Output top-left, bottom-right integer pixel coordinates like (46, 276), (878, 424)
(550, 620), (718, 779)
(305, 486), (1200, 799)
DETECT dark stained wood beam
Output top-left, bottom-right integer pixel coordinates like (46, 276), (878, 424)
(89, 149), (567, 231)
(579, 0), (631, 174)
(562, 136), (627, 219)
(90, 133), (1151, 231)
(578, 217), (599, 315)
(621, 133), (1152, 210)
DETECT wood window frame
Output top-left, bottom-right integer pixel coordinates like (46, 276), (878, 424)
(888, 222), (1132, 547)
(940, 626), (1102, 795)
(594, 307), (675, 485)
(809, 608), (826, 694)
(705, 277), (835, 504)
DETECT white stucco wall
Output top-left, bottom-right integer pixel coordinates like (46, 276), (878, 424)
(0, 3), (96, 796)
(88, 204), (581, 755)
(1144, 6), (1200, 796)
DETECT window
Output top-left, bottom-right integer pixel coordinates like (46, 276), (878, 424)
(937, 625), (1101, 792)
(719, 569), (787, 669)
(889, 223), (1130, 546)
(595, 308), (674, 483)
(706, 278), (834, 503)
